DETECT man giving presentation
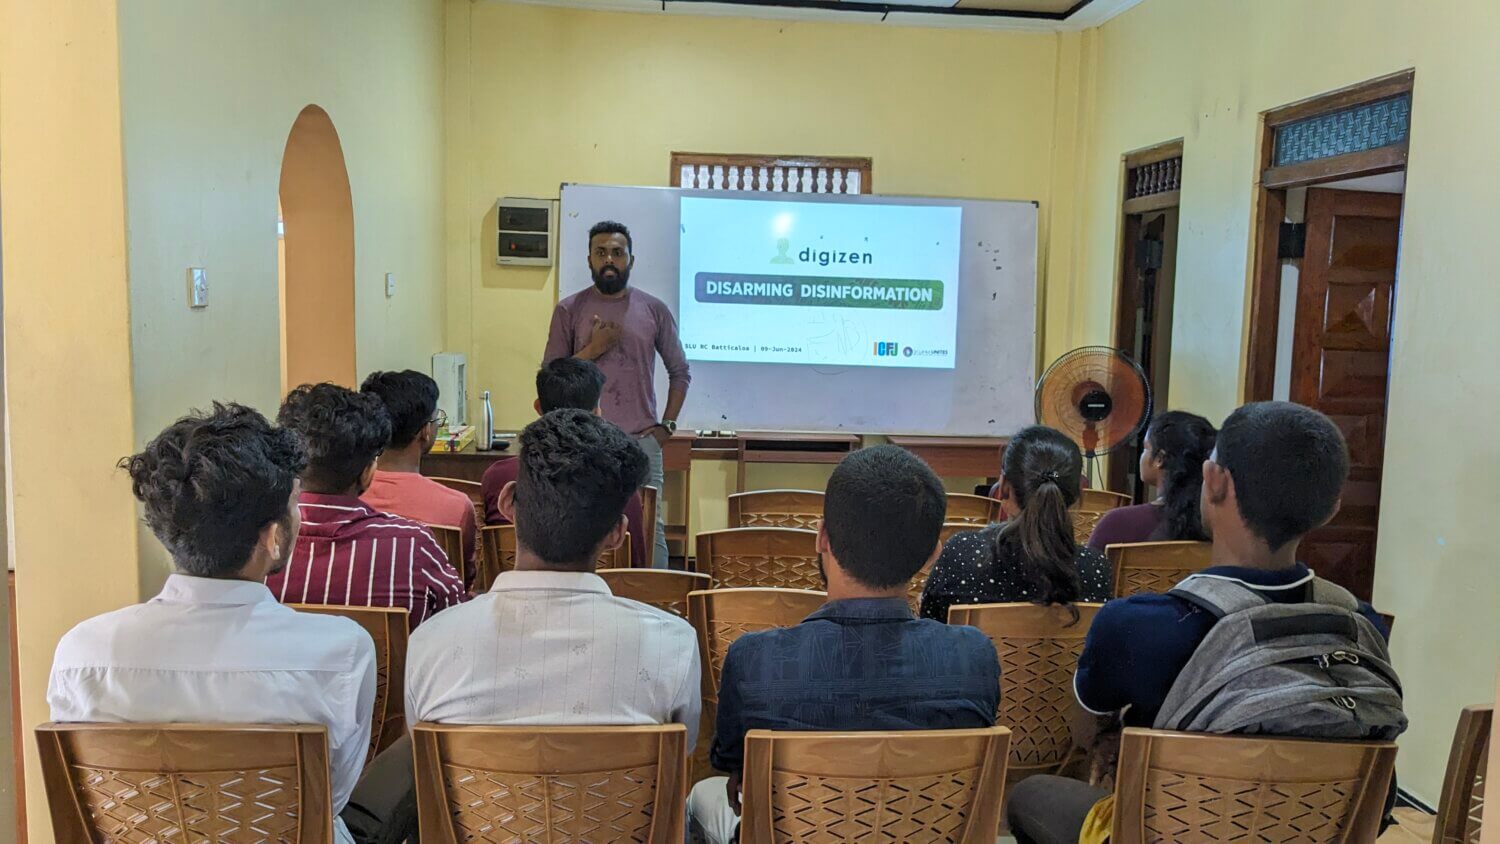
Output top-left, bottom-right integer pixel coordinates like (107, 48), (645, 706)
(544, 220), (689, 568)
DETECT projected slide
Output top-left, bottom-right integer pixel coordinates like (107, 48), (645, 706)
(678, 196), (963, 369)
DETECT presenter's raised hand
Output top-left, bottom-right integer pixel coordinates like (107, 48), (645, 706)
(584, 315), (621, 358)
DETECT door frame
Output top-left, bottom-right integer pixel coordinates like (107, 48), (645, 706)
(1243, 70), (1414, 400)
(1109, 140), (1184, 496)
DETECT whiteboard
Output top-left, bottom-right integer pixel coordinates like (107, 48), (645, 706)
(558, 184), (1037, 436)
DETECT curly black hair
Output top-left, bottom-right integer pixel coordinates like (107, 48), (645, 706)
(121, 403), (306, 578)
(361, 370), (440, 449)
(515, 408), (648, 567)
(824, 445), (947, 589)
(277, 383), (392, 493)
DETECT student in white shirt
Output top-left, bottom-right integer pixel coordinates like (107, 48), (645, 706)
(406, 408), (701, 744)
(48, 404), (416, 844)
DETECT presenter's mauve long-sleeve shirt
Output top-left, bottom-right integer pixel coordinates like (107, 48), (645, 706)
(544, 286), (691, 435)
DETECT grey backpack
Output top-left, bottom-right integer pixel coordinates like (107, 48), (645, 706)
(1152, 573), (1407, 740)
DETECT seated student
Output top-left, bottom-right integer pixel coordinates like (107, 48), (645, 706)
(267, 383), (466, 627)
(922, 426), (1112, 622)
(481, 357), (647, 567)
(1088, 410), (1216, 550)
(406, 408), (699, 739)
(1007, 402), (1396, 844)
(689, 446), (1000, 844)
(359, 369), (478, 582)
(48, 404), (415, 844)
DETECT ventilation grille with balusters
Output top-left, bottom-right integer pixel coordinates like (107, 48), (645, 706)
(1126, 156), (1182, 200)
(671, 153), (872, 195)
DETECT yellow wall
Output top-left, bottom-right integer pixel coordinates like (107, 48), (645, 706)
(445, 1), (1082, 430)
(117, 0), (448, 593)
(0, 1), (141, 838)
(1074, 0), (1500, 802)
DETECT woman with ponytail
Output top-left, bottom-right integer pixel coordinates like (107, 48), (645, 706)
(1087, 411), (1217, 551)
(920, 426), (1111, 622)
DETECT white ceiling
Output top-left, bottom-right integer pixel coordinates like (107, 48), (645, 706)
(489, 0), (1145, 31)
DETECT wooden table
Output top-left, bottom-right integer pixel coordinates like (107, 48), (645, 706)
(885, 436), (1007, 480)
(735, 432), (861, 491)
(421, 442), (510, 483)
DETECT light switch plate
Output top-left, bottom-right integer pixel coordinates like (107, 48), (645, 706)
(188, 267), (208, 308)
(385, 272), (396, 298)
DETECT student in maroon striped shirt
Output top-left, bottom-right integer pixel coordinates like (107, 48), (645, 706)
(266, 383), (467, 628)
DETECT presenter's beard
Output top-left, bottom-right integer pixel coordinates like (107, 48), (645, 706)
(592, 265), (629, 295)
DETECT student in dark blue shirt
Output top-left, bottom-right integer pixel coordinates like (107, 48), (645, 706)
(687, 446), (1000, 844)
(1007, 401), (1394, 844)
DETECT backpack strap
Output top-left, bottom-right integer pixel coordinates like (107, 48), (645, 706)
(1167, 574), (1274, 619)
(1307, 575), (1360, 612)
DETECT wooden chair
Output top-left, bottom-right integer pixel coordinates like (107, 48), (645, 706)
(477, 524), (630, 592)
(1070, 509), (1109, 545)
(430, 475), (486, 526)
(37, 723), (333, 843)
(1434, 704), (1491, 844)
(597, 568), (711, 618)
(290, 604), (408, 764)
(425, 523), (467, 586)
(1071, 490), (1132, 544)
(695, 527), (821, 590)
(1080, 489), (1132, 511)
(1111, 728), (1397, 843)
(412, 723), (687, 843)
(1108, 541), (1213, 598)
(940, 521), (977, 547)
(947, 492), (1002, 525)
(727, 489), (824, 530)
(948, 602), (1102, 784)
(688, 587), (827, 783)
(740, 727), (1012, 843)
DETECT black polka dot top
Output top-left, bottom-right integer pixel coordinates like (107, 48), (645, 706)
(919, 523), (1113, 622)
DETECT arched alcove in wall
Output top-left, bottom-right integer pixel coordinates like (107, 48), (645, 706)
(279, 104), (355, 390)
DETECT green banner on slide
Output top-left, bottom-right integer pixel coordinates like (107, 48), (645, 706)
(694, 272), (944, 311)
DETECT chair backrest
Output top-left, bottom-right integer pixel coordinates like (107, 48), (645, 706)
(412, 723), (687, 844)
(430, 475), (486, 526)
(727, 489), (824, 530)
(740, 727), (1012, 843)
(1111, 728), (1397, 843)
(1070, 509), (1107, 544)
(696, 527), (821, 590)
(478, 524), (629, 591)
(597, 568), (711, 618)
(946, 492), (1002, 525)
(939, 521), (975, 547)
(425, 523), (467, 586)
(1107, 541), (1214, 598)
(290, 603), (409, 764)
(36, 722), (333, 843)
(1080, 489), (1132, 511)
(641, 484), (659, 561)
(688, 587), (827, 713)
(687, 586), (826, 784)
(1435, 704), (1491, 844)
(948, 602), (1102, 781)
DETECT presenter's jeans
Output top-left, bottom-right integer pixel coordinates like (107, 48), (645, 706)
(637, 433), (669, 568)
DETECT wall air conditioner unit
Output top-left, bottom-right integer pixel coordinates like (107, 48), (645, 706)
(497, 197), (556, 266)
(432, 352), (467, 427)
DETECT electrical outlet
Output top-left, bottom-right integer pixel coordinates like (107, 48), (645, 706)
(385, 272), (396, 298)
(188, 267), (208, 308)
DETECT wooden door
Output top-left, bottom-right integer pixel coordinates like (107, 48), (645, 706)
(1290, 189), (1401, 600)
(1110, 208), (1178, 498)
